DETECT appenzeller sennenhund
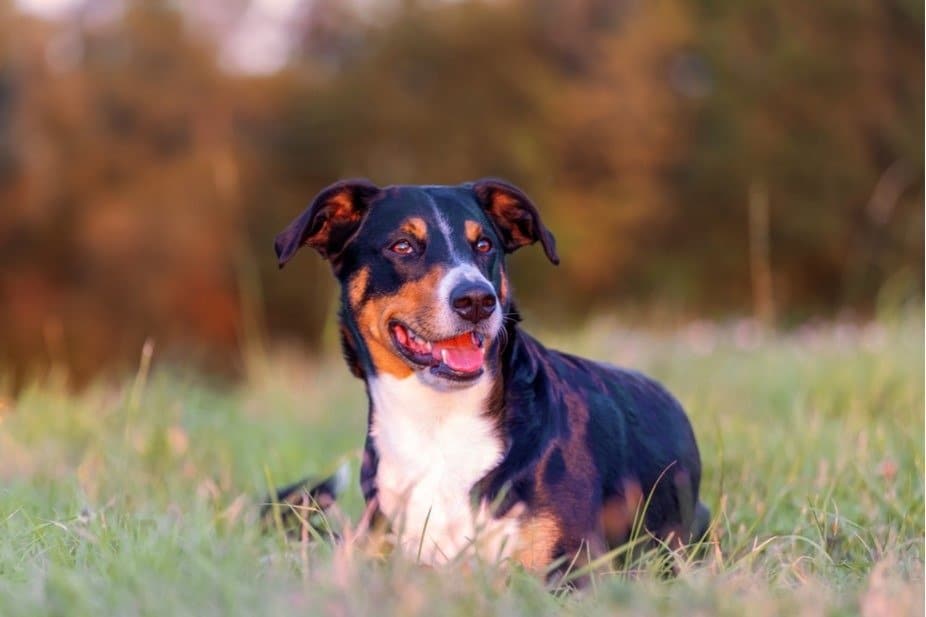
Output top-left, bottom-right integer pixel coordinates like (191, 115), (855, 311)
(270, 178), (709, 574)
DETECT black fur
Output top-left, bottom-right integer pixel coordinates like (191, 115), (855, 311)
(261, 470), (345, 538)
(269, 179), (710, 572)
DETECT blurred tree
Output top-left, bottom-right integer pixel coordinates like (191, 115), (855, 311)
(1, 1), (242, 385)
(0, 0), (921, 385)
(535, 0), (699, 314)
(676, 0), (924, 318)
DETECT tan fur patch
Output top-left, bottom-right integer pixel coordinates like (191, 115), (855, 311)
(514, 512), (561, 572)
(464, 220), (483, 243)
(499, 270), (509, 304)
(491, 193), (532, 245)
(355, 266), (446, 378)
(348, 267), (371, 308)
(560, 391), (593, 475)
(401, 217), (428, 242)
(305, 189), (364, 254)
(600, 479), (643, 543)
(328, 190), (360, 223)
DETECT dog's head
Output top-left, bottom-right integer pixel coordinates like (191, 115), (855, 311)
(275, 179), (558, 387)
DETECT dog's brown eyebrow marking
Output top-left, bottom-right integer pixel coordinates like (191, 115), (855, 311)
(464, 220), (483, 243)
(401, 217), (428, 241)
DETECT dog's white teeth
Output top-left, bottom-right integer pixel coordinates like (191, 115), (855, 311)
(441, 349), (449, 364)
(400, 329), (432, 354)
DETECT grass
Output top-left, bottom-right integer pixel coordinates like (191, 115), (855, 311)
(0, 315), (923, 616)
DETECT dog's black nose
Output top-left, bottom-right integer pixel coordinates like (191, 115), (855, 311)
(450, 282), (497, 324)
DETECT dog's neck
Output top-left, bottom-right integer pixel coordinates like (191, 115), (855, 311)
(368, 370), (496, 425)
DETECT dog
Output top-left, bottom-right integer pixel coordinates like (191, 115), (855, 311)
(270, 178), (709, 574)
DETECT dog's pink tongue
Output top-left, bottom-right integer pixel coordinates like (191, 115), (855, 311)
(432, 333), (484, 373)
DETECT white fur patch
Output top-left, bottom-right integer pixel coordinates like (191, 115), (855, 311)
(369, 372), (519, 565)
(433, 264), (503, 336)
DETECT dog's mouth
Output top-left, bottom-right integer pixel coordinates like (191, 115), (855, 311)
(389, 321), (487, 381)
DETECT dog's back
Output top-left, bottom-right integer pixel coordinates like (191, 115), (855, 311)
(476, 328), (707, 560)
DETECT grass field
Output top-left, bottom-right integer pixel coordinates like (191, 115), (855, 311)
(1, 315), (923, 616)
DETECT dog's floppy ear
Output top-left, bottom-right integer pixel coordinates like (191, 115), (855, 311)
(274, 179), (380, 267)
(472, 178), (559, 265)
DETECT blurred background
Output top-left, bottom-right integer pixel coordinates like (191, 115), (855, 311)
(0, 0), (922, 388)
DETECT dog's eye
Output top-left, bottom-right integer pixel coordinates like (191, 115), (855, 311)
(390, 240), (415, 255)
(475, 238), (492, 253)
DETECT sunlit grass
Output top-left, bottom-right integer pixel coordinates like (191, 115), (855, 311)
(0, 315), (922, 616)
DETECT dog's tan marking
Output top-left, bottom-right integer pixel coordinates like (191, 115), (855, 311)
(514, 512), (561, 571)
(361, 332), (413, 380)
(518, 391), (598, 569)
(464, 220), (483, 243)
(561, 391), (593, 474)
(486, 192), (532, 245)
(400, 217), (428, 242)
(357, 265), (447, 379)
(499, 269), (509, 304)
(327, 190), (361, 224)
(600, 479), (643, 544)
(348, 267), (371, 307)
(304, 189), (363, 251)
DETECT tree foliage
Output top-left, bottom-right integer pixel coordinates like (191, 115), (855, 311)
(0, 0), (921, 383)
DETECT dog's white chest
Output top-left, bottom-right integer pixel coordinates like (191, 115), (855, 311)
(369, 373), (517, 564)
